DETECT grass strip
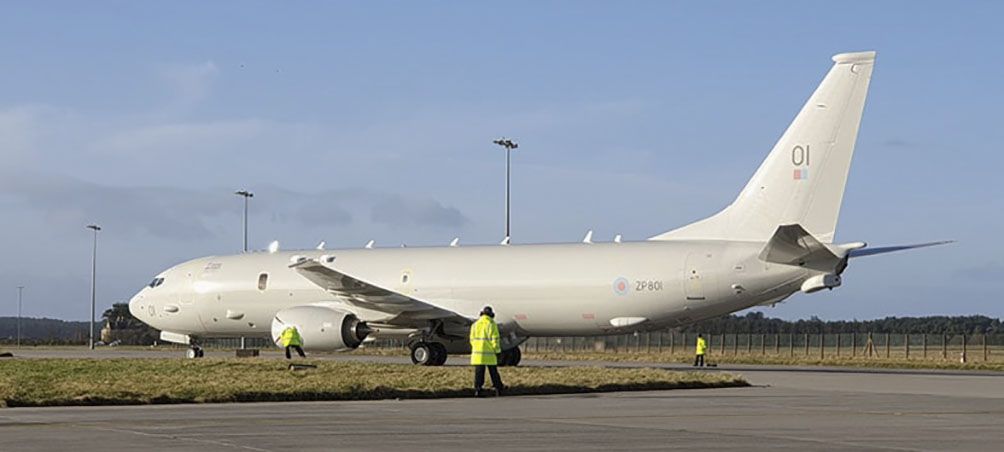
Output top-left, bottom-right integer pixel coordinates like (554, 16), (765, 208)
(521, 351), (1004, 371)
(0, 358), (746, 407)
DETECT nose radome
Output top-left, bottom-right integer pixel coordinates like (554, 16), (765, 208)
(129, 292), (143, 318)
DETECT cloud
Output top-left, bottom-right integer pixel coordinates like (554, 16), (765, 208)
(0, 171), (228, 240)
(159, 60), (220, 110)
(0, 172), (469, 240)
(97, 119), (275, 155)
(956, 261), (1004, 284)
(370, 195), (467, 228)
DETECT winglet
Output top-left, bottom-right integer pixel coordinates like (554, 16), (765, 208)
(500, 236), (511, 246)
(614, 234), (622, 243)
(365, 240), (374, 249)
(316, 241), (326, 250)
(450, 237), (459, 247)
(582, 230), (593, 244)
(268, 240), (280, 254)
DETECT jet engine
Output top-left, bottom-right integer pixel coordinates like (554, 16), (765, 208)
(271, 306), (371, 351)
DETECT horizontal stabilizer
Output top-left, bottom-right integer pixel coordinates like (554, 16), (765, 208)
(758, 224), (840, 271)
(848, 240), (954, 258)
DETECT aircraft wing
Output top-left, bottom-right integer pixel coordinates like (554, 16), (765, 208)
(848, 240), (954, 258)
(289, 259), (472, 327)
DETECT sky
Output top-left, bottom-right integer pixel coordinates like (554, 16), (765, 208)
(1, 1), (1002, 321)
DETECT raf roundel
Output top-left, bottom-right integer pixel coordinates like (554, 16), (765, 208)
(613, 277), (629, 296)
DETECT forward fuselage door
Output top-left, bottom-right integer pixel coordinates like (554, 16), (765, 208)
(684, 253), (707, 302)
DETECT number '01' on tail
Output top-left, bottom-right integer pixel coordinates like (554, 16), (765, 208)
(652, 51), (876, 243)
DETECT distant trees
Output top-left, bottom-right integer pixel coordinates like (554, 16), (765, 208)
(0, 303), (160, 345)
(680, 312), (1001, 336)
(100, 303), (159, 345)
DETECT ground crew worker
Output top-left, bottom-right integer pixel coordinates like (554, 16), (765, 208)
(470, 306), (505, 397)
(694, 333), (707, 367)
(280, 325), (306, 359)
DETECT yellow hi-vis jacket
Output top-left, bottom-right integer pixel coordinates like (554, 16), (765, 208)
(280, 326), (303, 347)
(695, 336), (708, 355)
(469, 315), (501, 366)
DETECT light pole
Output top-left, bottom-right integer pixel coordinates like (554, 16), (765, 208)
(234, 190), (253, 350)
(492, 138), (518, 241)
(235, 190), (254, 253)
(16, 286), (23, 348)
(86, 224), (101, 350)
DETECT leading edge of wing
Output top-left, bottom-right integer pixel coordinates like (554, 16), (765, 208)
(289, 258), (471, 322)
(848, 240), (954, 258)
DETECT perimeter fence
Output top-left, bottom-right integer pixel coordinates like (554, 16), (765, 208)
(519, 332), (1004, 362)
(197, 332), (1004, 363)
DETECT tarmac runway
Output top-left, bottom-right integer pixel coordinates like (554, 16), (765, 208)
(2, 348), (1003, 451)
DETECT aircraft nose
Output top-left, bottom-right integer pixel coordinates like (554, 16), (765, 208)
(129, 292), (144, 318)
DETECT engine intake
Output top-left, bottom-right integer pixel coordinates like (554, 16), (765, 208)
(271, 306), (371, 351)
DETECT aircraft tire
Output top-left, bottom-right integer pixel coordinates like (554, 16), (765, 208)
(498, 347), (520, 367)
(429, 343), (448, 366)
(187, 346), (204, 359)
(410, 342), (433, 365)
(509, 346), (521, 367)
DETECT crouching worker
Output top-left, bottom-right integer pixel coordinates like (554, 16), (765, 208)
(280, 325), (306, 359)
(470, 306), (505, 397)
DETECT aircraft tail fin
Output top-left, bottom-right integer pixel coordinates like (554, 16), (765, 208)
(651, 51), (876, 243)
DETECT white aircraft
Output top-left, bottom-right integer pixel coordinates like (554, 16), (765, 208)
(130, 51), (948, 365)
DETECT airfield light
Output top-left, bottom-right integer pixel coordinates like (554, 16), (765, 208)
(492, 138), (519, 241)
(86, 224), (101, 350)
(235, 190), (254, 253)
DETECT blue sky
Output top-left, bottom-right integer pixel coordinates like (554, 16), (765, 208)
(1, 1), (1001, 321)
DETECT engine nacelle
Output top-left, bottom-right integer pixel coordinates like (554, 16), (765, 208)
(800, 273), (842, 294)
(271, 306), (370, 351)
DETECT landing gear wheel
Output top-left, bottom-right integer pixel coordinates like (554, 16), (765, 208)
(186, 346), (204, 359)
(410, 342), (433, 366)
(509, 346), (521, 366)
(498, 347), (521, 367)
(429, 343), (448, 366)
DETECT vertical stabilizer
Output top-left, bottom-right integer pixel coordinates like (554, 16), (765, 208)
(652, 51), (875, 243)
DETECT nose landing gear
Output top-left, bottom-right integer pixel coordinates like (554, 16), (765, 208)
(186, 345), (204, 359)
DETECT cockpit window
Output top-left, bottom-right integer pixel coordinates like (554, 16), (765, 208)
(148, 277), (165, 288)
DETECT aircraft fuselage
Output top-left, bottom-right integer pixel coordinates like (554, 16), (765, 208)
(130, 240), (809, 339)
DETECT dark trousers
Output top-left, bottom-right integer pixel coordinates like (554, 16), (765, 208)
(473, 365), (503, 389)
(694, 354), (705, 367)
(285, 345), (305, 359)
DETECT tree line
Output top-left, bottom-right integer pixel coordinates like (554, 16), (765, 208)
(679, 312), (1002, 336)
(2, 310), (1001, 345)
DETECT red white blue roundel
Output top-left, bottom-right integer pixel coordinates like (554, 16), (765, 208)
(613, 277), (629, 296)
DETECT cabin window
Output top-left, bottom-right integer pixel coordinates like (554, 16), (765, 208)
(257, 273), (269, 291)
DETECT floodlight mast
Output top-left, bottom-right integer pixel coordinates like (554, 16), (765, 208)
(235, 190), (254, 253)
(492, 138), (518, 242)
(86, 224), (101, 350)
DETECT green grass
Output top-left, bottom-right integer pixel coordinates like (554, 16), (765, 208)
(0, 358), (747, 407)
(521, 351), (1004, 371)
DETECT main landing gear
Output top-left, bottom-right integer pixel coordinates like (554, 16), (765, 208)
(409, 342), (522, 367)
(498, 346), (522, 367)
(410, 342), (448, 366)
(186, 345), (204, 359)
